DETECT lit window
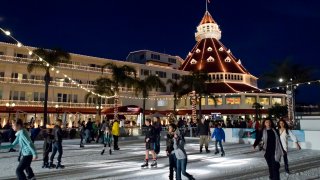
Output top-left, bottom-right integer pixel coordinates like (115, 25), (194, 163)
(259, 97), (270, 105)
(272, 97), (282, 105)
(207, 47), (213, 52)
(225, 57), (231, 62)
(196, 49), (201, 53)
(219, 47), (224, 51)
(245, 96), (257, 105)
(207, 56), (214, 62)
(190, 59), (197, 64)
(226, 97), (241, 105)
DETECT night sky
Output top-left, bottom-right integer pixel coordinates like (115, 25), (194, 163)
(1, 0), (319, 103)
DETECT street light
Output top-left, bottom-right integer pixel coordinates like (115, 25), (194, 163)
(55, 104), (62, 119)
(279, 78), (284, 83)
(5, 102), (15, 121)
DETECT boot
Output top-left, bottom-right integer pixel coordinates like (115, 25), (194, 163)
(285, 164), (290, 174)
(42, 162), (48, 168)
(101, 149), (105, 155)
(109, 149), (112, 155)
(221, 152), (225, 157)
(205, 147), (210, 153)
(214, 151), (220, 155)
(141, 160), (148, 168)
(200, 147), (203, 153)
(49, 162), (56, 169)
(151, 160), (157, 167)
(56, 162), (65, 169)
(80, 144), (84, 148)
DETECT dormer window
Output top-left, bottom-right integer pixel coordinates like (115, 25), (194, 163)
(190, 59), (197, 64)
(207, 56), (215, 62)
(196, 49), (201, 53)
(238, 59), (242, 64)
(227, 49), (231, 53)
(225, 57), (231, 62)
(219, 47), (224, 51)
(207, 47), (213, 52)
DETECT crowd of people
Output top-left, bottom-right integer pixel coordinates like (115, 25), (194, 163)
(0, 115), (301, 180)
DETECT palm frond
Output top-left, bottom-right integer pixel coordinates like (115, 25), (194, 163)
(27, 60), (46, 73)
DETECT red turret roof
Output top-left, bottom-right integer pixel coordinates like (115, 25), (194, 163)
(199, 11), (216, 25)
(180, 38), (249, 74)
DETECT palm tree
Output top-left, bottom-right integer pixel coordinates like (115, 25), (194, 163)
(85, 77), (114, 118)
(166, 77), (183, 117)
(134, 75), (165, 125)
(27, 48), (70, 128)
(262, 58), (314, 87)
(252, 102), (263, 121)
(101, 63), (136, 120)
(180, 70), (211, 119)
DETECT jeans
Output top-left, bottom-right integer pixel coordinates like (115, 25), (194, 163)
(215, 140), (224, 153)
(176, 158), (193, 180)
(168, 153), (176, 180)
(265, 154), (280, 180)
(16, 155), (34, 180)
(50, 142), (63, 163)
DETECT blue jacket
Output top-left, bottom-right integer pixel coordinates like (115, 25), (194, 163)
(211, 128), (225, 142)
(0, 129), (37, 157)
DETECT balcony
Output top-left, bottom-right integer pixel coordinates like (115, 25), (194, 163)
(0, 55), (112, 74)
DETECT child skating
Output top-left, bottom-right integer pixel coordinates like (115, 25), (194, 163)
(141, 119), (157, 168)
(101, 125), (112, 156)
(211, 123), (225, 157)
(42, 129), (53, 168)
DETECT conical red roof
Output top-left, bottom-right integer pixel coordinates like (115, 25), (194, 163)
(180, 38), (249, 74)
(199, 11), (216, 25)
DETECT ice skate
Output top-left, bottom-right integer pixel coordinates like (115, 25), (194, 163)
(141, 161), (149, 168)
(150, 160), (157, 168)
(48, 162), (56, 169)
(109, 149), (112, 155)
(221, 152), (225, 157)
(80, 144), (84, 148)
(214, 151), (220, 155)
(101, 149), (105, 155)
(42, 162), (49, 169)
(56, 162), (65, 169)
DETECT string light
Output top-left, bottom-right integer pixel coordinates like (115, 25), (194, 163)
(5, 31), (11, 36)
(17, 42), (22, 47)
(28, 51), (33, 55)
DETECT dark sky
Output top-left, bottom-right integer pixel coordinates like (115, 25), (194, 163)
(1, 0), (320, 103)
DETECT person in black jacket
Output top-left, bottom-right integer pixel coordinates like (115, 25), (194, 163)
(166, 123), (177, 180)
(141, 119), (157, 168)
(42, 128), (53, 168)
(253, 119), (283, 180)
(49, 119), (64, 169)
(197, 118), (211, 153)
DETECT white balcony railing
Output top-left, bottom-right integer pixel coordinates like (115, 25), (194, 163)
(0, 55), (112, 74)
(0, 100), (116, 109)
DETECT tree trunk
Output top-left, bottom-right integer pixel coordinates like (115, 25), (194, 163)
(173, 93), (177, 119)
(191, 91), (197, 123)
(114, 92), (118, 120)
(198, 96), (202, 119)
(142, 98), (146, 126)
(43, 70), (50, 128)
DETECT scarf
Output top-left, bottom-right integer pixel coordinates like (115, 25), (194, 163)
(262, 128), (283, 162)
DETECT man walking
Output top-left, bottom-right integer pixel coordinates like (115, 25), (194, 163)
(197, 118), (211, 153)
(49, 119), (64, 169)
(112, 120), (120, 150)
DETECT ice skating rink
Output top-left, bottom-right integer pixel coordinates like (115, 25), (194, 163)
(1, 139), (320, 180)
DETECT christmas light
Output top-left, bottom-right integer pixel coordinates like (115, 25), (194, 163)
(28, 51), (33, 55)
(5, 31), (11, 36)
(17, 42), (22, 47)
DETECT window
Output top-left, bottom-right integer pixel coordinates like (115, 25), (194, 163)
(73, 95), (78, 103)
(157, 100), (168, 107)
(0, 87), (2, 99)
(245, 96), (256, 105)
(172, 73), (180, 80)
(0, 51), (4, 55)
(272, 97), (282, 105)
(40, 93), (45, 101)
(168, 58), (176, 64)
(212, 74), (216, 80)
(139, 54), (145, 60)
(62, 94), (67, 102)
(209, 97), (223, 105)
(20, 91), (25, 101)
(12, 91), (19, 100)
(155, 71), (166, 78)
(140, 69), (150, 76)
(26, 92), (32, 101)
(34, 92), (39, 101)
(259, 97), (270, 106)
(201, 98), (206, 106)
(220, 74), (223, 79)
(226, 97), (241, 105)
(151, 54), (160, 60)
(15, 53), (28, 58)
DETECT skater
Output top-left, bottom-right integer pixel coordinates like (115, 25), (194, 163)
(49, 119), (65, 169)
(174, 129), (195, 180)
(30, 125), (41, 143)
(253, 119), (283, 180)
(0, 119), (37, 180)
(112, 119), (120, 150)
(211, 123), (225, 156)
(101, 125), (112, 156)
(141, 119), (157, 168)
(166, 123), (177, 180)
(79, 121), (86, 148)
(153, 117), (162, 154)
(96, 120), (107, 143)
(197, 118), (211, 153)
(42, 128), (53, 168)
(278, 119), (301, 174)
(8, 124), (17, 152)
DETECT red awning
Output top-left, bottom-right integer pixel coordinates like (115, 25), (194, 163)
(102, 105), (142, 115)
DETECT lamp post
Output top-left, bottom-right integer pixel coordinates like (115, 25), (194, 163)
(5, 102), (15, 121)
(96, 105), (102, 121)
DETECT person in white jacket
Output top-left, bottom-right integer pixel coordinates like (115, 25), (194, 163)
(278, 119), (301, 174)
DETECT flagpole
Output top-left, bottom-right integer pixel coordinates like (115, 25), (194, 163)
(206, 0), (208, 11)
